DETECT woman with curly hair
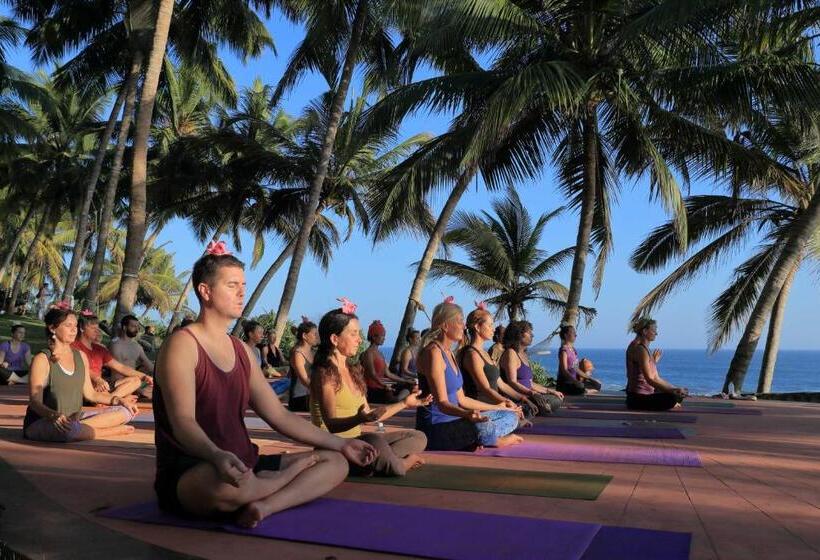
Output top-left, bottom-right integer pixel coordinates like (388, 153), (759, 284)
(499, 321), (564, 416)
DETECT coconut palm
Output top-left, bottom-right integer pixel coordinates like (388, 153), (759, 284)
(268, 0), (405, 341)
(429, 189), (595, 322)
(368, 0), (817, 337)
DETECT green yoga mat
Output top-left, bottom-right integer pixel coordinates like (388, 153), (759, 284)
(347, 464), (611, 500)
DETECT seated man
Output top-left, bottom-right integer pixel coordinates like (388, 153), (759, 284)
(72, 313), (151, 400)
(153, 242), (376, 528)
(109, 315), (154, 400)
(0, 324), (33, 384)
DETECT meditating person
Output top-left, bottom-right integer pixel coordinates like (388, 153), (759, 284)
(1, 324), (32, 384)
(72, 312), (149, 400)
(242, 320), (265, 367)
(489, 325), (505, 364)
(311, 303), (429, 476)
(556, 325), (602, 395)
(23, 307), (139, 442)
(458, 306), (532, 419)
(152, 242), (376, 528)
(288, 318), (318, 412)
(362, 320), (412, 403)
(500, 321), (564, 416)
(261, 330), (285, 369)
(398, 328), (420, 379)
(626, 318), (688, 411)
(415, 298), (521, 451)
(109, 315), (154, 400)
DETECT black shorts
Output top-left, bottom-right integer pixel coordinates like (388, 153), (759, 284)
(155, 453), (284, 518)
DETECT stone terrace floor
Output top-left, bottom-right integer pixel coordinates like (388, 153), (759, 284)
(2, 384), (820, 560)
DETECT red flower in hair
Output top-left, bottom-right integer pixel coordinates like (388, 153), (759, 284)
(443, 296), (455, 304)
(206, 240), (231, 256)
(474, 300), (488, 311)
(52, 300), (71, 310)
(337, 297), (357, 315)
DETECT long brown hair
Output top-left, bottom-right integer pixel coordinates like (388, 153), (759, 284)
(310, 308), (367, 397)
(44, 307), (77, 363)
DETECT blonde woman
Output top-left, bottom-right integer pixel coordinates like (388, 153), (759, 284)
(626, 318), (687, 411)
(416, 300), (521, 451)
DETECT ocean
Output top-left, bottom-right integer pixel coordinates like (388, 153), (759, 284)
(384, 347), (820, 396)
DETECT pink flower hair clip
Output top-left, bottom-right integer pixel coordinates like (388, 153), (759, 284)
(443, 296), (455, 304)
(206, 240), (231, 256)
(301, 315), (312, 324)
(80, 308), (95, 317)
(52, 300), (72, 311)
(474, 300), (488, 311)
(337, 297), (357, 315)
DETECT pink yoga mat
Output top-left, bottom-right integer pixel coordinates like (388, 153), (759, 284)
(100, 499), (691, 560)
(518, 424), (685, 439)
(436, 441), (702, 467)
(555, 409), (698, 423)
(565, 403), (762, 415)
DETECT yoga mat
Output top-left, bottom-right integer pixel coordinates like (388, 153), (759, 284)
(567, 396), (735, 408)
(565, 403), (761, 415)
(438, 442), (702, 467)
(347, 463), (611, 500)
(555, 409), (698, 423)
(101, 499), (691, 560)
(132, 412), (271, 431)
(518, 424), (685, 439)
(581, 526), (692, 560)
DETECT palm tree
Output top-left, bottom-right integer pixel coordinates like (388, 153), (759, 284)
(429, 189), (595, 323)
(87, 228), (185, 318)
(370, 0), (817, 335)
(268, 0), (390, 341)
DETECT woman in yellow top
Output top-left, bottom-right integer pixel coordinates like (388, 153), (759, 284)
(311, 302), (430, 476)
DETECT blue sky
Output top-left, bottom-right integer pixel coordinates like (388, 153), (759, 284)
(6, 9), (819, 350)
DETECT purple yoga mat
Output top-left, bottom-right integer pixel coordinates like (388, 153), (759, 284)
(518, 424), (685, 439)
(565, 403), (761, 415)
(555, 409), (698, 423)
(582, 526), (691, 560)
(101, 499), (691, 560)
(439, 442), (702, 467)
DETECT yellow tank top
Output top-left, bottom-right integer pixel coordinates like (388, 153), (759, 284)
(310, 376), (367, 438)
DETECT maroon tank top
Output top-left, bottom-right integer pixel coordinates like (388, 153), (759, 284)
(154, 329), (259, 470)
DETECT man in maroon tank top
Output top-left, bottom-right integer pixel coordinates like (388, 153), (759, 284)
(153, 242), (376, 527)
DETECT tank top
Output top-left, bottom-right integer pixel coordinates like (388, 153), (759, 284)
(460, 346), (501, 404)
(289, 349), (311, 399)
(1, 340), (30, 371)
(310, 375), (366, 438)
(23, 349), (85, 430)
(365, 349), (388, 389)
(153, 329), (259, 471)
(626, 343), (655, 395)
(501, 351), (534, 389)
(418, 346), (462, 425)
(559, 345), (580, 380)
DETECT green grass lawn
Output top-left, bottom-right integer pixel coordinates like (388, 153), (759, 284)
(0, 314), (48, 353)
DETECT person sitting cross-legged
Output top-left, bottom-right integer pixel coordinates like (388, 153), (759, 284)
(109, 314), (155, 400)
(152, 242), (376, 528)
(1, 324), (33, 385)
(73, 312), (150, 400)
(625, 317), (688, 411)
(23, 307), (138, 443)
(311, 303), (429, 476)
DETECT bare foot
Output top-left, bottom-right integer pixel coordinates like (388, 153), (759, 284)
(402, 454), (425, 472)
(495, 434), (524, 448)
(236, 500), (266, 528)
(282, 453), (320, 477)
(673, 402), (683, 409)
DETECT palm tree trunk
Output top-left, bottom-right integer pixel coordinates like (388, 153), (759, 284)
(724, 188), (820, 393)
(5, 203), (52, 314)
(167, 219), (230, 332)
(86, 52), (143, 310)
(756, 259), (799, 394)
(114, 0), (174, 326)
(561, 107), (599, 328)
(231, 240), (296, 337)
(388, 165), (478, 366)
(270, 0), (368, 341)
(62, 87), (127, 301)
(0, 204), (36, 285)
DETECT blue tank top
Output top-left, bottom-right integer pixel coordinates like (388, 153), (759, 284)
(418, 347), (462, 425)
